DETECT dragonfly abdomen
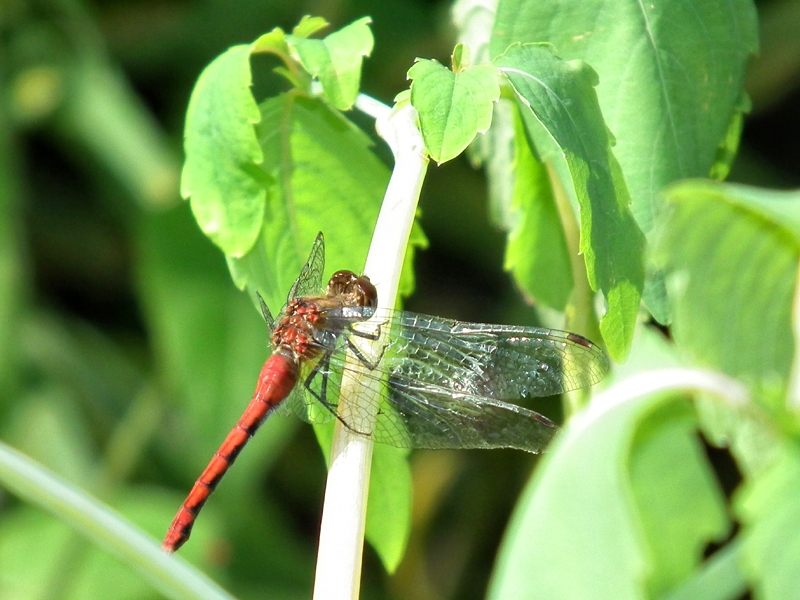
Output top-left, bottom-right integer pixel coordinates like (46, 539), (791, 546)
(162, 352), (300, 552)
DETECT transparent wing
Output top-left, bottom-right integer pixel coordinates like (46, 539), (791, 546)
(288, 232), (325, 301)
(276, 309), (609, 453)
(381, 312), (609, 398)
(256, 293), (275, 331)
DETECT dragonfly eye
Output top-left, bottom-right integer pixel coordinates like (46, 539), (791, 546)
(328, 270), (378, 309)
(356, 275), (377, 309)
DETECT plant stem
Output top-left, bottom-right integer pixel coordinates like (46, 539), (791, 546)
(312, 97), (428, 600)
(0, 441), (234, 600)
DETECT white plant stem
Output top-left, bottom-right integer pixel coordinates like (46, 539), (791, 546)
(312, 97), (428, 600)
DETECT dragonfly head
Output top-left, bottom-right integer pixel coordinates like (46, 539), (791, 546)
(327, 270), (378, 311)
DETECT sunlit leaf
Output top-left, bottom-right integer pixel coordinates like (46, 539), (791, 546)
(181, 45), (267, 258)
(495, 43), (645, 360)
(504, 104), (572, 310)
(737, 441), (800, 600)
(630, 402), (730, 597)
(408, 57), (500, 164)
(656, 181), (800, 395)
(490, 0), (758, 323)
(488, 384), (660, 599)
(292, 15), (330, 39)
(227, 94), (390, 313)
(662, 541), (748, 600)
(289, 17), (374, 110)
(489, 376), (730, 600)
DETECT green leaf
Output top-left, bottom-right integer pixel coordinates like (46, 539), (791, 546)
(488, 352), (738, 600)
(630, 402), (730, 598)
(228, 94), (390, 313)
(494, 43), (645, 360)
(181, 44), (267, 258)
(709, 94), (750, 182)
(408, 58), (500, 163)
(288, 17), (374, 110)
(655, 181), (800, 395)
(489, 384), (697, 599)
(736, 441), (800, 600)
(364, 443), (412, 572)
(252, 27), (290, 55)
(504, 104), (572, 309)
(662, 541), (748, 600)
(292, 15), (330, 39)
(490, 0), (758, 323)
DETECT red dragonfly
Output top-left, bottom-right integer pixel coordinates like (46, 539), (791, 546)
(162, 232), (609, 552)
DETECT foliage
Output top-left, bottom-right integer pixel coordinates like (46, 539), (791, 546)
(2, 0), (799, 598)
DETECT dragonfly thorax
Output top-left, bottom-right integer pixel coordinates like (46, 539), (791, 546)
(271, 300), (325, 362)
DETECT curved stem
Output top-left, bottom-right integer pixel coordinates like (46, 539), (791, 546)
(0, 440), (234, 600)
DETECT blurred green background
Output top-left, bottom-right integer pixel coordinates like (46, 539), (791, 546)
(0, 0), (798, 598)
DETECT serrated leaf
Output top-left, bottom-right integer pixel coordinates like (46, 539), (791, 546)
(656, 181), (800, 394)
(288, 17), (374, 110)
(504, 104), (572, 309)
(495, 43), (644, 360)
(181, 44), (267, 258)
(408, 59), (500, 164)
(736, 441), (800, 600)
(181, 46), (266, 256)
(490, 0), (758, 324)
(227, 94), (391, 313)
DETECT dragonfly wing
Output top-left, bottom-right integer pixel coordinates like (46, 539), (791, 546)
(382, 313), (609, 399)
(288, 232), (326, 301)
(256, 293), (275, 330)
(316, 342), (557, 453)
(382, 375), (557, 452)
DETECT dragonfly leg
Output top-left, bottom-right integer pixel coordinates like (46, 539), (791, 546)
(344, 334), (385, 371)
(347, 320), (384, 341)
(303, 352), (372, 437)
(302, 355), (338, 415)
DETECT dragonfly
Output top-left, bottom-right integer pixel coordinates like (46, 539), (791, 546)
(162, 232), (609, 552)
